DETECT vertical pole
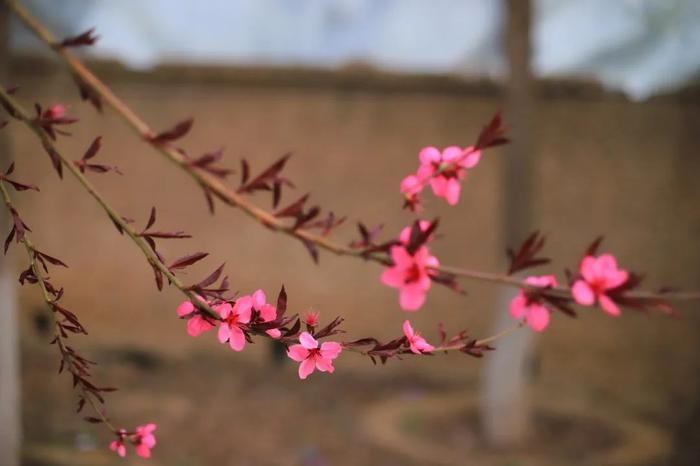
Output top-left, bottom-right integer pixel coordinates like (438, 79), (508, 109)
(479, 0), (535, 448)
(0, 4), (21, 465)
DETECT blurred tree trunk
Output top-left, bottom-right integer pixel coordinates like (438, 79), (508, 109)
(0, 4), (21, 466)
(479, 0), (536, 448)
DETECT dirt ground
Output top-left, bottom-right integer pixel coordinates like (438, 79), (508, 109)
(20, 328), (700, 466)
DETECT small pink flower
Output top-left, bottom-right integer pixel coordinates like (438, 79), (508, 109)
(304, 311), (320, 327)
(132, 423), (157, 459)
(510, 275), (558, 332)
(287, 332), (342, 380)
(381, 245), (439, 311)
(44, 104), (66, 119)
(400, 174), (425, 211)
(176, 297), (215, 337)
(417, 146), (481, 206)
(572, 254), (629, 316)
(251, 289), (282, 338)
(217, 298), (252, 351)
(402, 320), (434, 354)
(398, 220), (433, 245)
(109, 430), (127, 458)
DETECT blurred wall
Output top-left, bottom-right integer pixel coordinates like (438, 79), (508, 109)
(8, 58), (700, 417)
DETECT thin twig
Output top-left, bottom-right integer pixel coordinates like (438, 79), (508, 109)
(0, 85), (220, 320)
(1, 85), (517, 368)
(0, 178), (117, 432)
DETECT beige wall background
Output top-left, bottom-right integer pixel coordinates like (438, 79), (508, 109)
(8, 59), (700, 425)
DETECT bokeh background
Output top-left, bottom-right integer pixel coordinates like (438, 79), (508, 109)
(1, 1), (699, 465)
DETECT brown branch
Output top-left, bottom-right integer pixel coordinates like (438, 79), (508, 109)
(1, 85), (518, 374)
(0, 85), (220, 321)
(0, 177), (116, 432)
(7, 0), (699, 307)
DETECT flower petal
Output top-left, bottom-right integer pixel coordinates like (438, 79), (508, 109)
(299, 331), (318, 349)
(580, 256), (598, 283)
(402, 320), (415, 339)
(442, 146), (463, 162)
(176, 300), (194, 317)
(419, 146), (441, 165)
(287, 344), (309, 362)
(135, 445), (151, 458)
(381, 266), (405, 288)
(509, 295), (527, 319)
(320, 341), (342, 360)
(445, 178), (461, 206)
(460, 148), (481, 169)
(526, 304), (550, 332)
(298, 358), (316, 379)
(572, 280), (595, 306)
(598, 294), (621, 316)
(187, 316), (213, 337)
(259, 303), (277, 322)
(252, 289), (266, 309)
(217, 323), (231, 343)
(315, 356), (335, 373)
(214, 302), (232, 319)
(390, 245), (412, 267)
(399, 284), (427, 311)
(430, 176), (448, 198)
(228, 326), (246, 351)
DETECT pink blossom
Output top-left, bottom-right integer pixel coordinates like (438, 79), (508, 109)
(109, 430), (127, 458)
(44, 104), (66, 119)
(398, 220), (433, 245)
(176, 298), (215, 337)
(109, 424), (156, 459)
(417, 146), (481, 206)
(304, 311), (320, 327)
(217, 298), (252, 351)
(509, 275), (558, 332)
(400, 174), (425, 211)
(572, 254), (628, 316)
(402, 320), (434, 354)
(251, 289), (281, 338)
(287, 332), (342, 380)
(381, 245), (439, 311)
(133, 423), (157, 459)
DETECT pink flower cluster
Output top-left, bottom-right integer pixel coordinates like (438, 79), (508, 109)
(509, 254), (630, 331)
(381, 221), (439, 311)
(176, 289), (282, 352)
(110, 423), (157, 459)
(177, 293), (344, 380)
(509, 275), (558, 332)
(401, 146), (481, 208)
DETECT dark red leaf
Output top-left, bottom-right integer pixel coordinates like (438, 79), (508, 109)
(276, 286), (287, 318)
(146, 207), (157, 230)
(59, 28), (99, 47)
(149, 118), (193, 144)
(73, 75), (102, 112)
(169, 252), (209, 270)
(300, 238), (319, 264)
(40, 140), (63, 178)
(274, 194), (309, 218)
(474, 111), (509, 151)
(82, 136), (102, 161)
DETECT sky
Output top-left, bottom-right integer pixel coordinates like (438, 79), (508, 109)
(12, 0), (700, 100)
